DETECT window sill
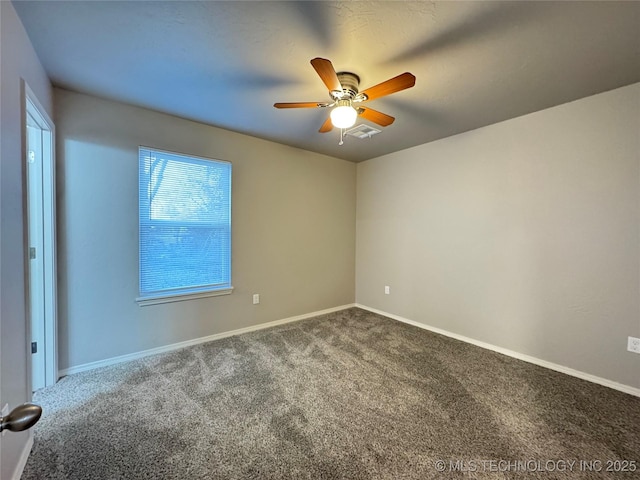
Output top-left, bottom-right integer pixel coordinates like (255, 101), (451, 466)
(136, 287), (233, 306)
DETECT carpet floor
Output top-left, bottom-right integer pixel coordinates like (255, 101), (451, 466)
(22, 308), (640, 479)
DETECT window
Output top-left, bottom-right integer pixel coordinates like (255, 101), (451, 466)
(137, 147), (232, 305)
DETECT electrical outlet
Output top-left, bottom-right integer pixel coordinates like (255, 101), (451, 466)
(628, 336), (640, 354)
(252, 294), (260, 305)
(384, 286), (390, 295)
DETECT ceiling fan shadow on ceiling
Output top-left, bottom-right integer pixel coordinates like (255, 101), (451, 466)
(274, 58), (415, 145)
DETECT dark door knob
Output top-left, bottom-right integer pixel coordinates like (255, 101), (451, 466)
(0, 403), (42, 432)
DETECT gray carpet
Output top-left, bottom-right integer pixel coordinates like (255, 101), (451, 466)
(22, 308), (640, 479)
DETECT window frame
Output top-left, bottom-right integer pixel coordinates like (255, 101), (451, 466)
(136, 146), (233, 306)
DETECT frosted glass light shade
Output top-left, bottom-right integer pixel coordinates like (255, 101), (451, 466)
(330, 103), (357, 129)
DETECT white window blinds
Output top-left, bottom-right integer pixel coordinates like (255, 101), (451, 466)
(138, 147), (232, 302)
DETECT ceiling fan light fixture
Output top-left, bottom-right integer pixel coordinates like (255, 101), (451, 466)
(330, 100), (357, 129)
(274, 58), (414, 135)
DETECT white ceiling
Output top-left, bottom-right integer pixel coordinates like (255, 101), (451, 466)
(13, 1), (640, 162)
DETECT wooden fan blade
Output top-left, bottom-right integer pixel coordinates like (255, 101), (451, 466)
(360, 72), (415, 101)
(319, 116), (333, 133)
(358, 107), (395, 127)
(310, 58), (342, 92)
(274, 102), (324, 109)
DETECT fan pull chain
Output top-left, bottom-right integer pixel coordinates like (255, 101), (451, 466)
(339, 128), (344, 146)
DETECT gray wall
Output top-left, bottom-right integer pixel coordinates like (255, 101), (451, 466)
(356, 83), (640, 389)
(0, 2), (53, 478)
(55, 88), (356, 370)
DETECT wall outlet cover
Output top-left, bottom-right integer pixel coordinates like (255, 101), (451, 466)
(628, 336), (640, 354)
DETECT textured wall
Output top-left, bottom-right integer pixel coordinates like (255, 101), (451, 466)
(0, 2), (54, 478)
(356, 83), (640, 389)
(55, 88), (356, 370)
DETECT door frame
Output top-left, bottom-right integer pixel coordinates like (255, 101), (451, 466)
(22, 80), (58, 389)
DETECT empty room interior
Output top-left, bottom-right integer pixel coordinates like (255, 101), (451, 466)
(1, 1), (639, 478)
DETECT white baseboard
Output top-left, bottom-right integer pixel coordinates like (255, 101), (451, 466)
(356, 304), (640, 398)
(12, 432), (34, 480)
(59, 304), (356, 377)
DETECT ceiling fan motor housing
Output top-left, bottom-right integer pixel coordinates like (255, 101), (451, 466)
(331, 72), (361, 100)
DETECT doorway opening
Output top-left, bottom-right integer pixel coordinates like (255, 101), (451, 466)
(24, 82), (57, 391)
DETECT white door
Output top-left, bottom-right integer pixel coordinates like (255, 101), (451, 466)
(25, 87), (57, 392)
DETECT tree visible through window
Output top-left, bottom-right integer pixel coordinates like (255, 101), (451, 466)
(138, 147), (232, 303)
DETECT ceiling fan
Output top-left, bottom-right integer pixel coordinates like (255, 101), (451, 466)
(274, 58), (416, 142)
